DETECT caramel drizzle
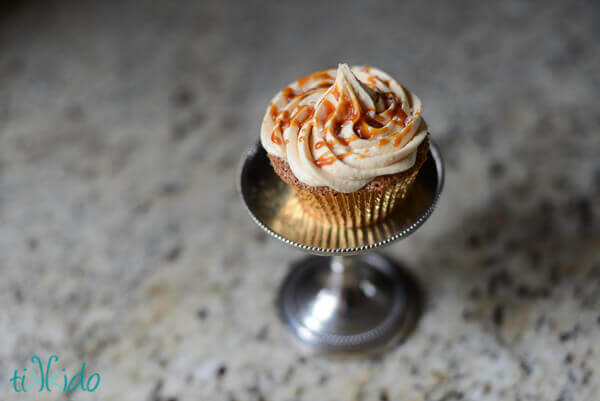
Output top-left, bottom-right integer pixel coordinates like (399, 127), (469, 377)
(269, 68), (414, 168)
(314, 153), (336, 167)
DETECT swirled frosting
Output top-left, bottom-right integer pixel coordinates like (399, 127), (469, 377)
(261, 64), (428, 192)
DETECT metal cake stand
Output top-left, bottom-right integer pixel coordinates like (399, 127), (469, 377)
(238, 141), (444, 355)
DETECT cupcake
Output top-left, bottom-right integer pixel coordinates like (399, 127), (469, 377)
(260, 63), (429, 227)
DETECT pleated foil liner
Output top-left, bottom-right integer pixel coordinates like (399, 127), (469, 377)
(294, 168), (421, 228)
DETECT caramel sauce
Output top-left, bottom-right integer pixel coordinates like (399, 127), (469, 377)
(330, 121), (342, 136)
(322, 100), (335, 117)
(393, 133), (406, 147)
(393, 121), (413, 146)
(281, 87), (296, 102)
(314, 154), (336, 167)
(353, 123), (366, 139)
(338, 135), (358, 146)
(291, 105), (313, 126)
(378, 138), (390, 147)
(394, 107), (408, 122)
(364, 111), (384, 128)
(269, 69), (415, 154)
(300, 83), (332, 99)
(271, 132), (282, 145)
(339, 98), (358, 122)
(297, 70), (334, 87)
(269, 105), (279, 121)
(274, 110), (291, 132)
(353, 119), (381, 140)
(270, 110), (291, 145)
(331, 85), (341, 100)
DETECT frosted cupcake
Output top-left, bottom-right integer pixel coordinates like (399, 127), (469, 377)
(261, 64), (429, 227)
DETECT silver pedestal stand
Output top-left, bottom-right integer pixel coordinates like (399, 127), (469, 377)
(238, 142), (444, 355)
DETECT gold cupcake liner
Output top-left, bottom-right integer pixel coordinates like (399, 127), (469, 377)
(294, 169), (421, 228)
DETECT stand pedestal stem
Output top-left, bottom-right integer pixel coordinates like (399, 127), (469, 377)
(328, 256), (358, 302)
(278, 253), (421, 355)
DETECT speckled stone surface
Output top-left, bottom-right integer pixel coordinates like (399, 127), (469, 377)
(1, 1), (599, 400)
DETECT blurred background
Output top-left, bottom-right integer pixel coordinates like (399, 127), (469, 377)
(1, 0), (599, 400)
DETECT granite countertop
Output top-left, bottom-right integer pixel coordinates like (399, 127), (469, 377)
(1, 1), (599, 400)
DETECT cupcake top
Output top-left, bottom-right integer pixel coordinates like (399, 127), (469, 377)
(261, 64), (428, 193)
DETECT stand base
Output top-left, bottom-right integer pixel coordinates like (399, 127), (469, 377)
(277, 253), (421, 355)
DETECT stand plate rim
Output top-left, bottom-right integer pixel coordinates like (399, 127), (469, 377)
(238, 140), (444, 256)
